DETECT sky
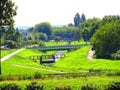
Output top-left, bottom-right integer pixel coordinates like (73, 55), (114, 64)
(13, 0), (120, 26)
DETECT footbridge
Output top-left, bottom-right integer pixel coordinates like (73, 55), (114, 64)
(27, 44), (87, 52)
(38, 44), (87, 52)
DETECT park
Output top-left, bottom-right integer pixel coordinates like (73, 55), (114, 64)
(0, 0), (120, 90)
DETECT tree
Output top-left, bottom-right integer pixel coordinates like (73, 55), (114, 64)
(74, 13), (81, 27)
(27, 36), (32, 40)
(34, 22), (52, 39)
(79, 18), (101, 40)
(81, 13), (86, 22)
(91, 20), (120, 59)
(52, 26), (78, 40)
(68, 23), (73, 26)
(55, 36), (61, 43)
(74, 29), (81, 42)
(0, 0), (18, 49)
(0, 0), (17, 26)
(82, 29), (89, 42)
(39, 33), (48, 41)
(101, 15), (120, 25)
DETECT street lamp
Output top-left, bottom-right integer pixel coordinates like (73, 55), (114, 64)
(0, 25), (8, 75)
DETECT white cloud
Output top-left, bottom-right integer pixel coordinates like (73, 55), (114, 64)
(13, 0), (120, 26)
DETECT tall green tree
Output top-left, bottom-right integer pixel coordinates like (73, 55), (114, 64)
(0, 0), (17, 26)
(91, 20), (120, 59)
(74, 29), (81, 42)
(101, 15), (120, 25)
(81, 13), (86, 22)
(0, 0), (18, 46)
(74, 13), (81, 27)
(79, 18), (101, 40)
(34, 22), (52, 39)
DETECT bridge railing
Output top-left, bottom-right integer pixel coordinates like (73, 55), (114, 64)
(38, 44), (87, 51)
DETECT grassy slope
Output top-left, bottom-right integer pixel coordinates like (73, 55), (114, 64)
(1, 49), (17, 58)
(1, 41), (120, 89)
(53, 46), (120, 72)
(1, 49), (56, 75)
(1, 44), (120, 75)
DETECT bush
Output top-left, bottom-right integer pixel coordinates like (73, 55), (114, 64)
(53, 86), (72, 90)
(0, 83), (21, 90)
(106, 70), (120, 76)
(34, 72), (43, 79)
(111, 50), (120, 60)
(81, 84), (99, 90)
(26, 82), (44, 90)
(39, 41), (45, 46)
(106, 82), (120, 90)
(4, 40), (18, 48)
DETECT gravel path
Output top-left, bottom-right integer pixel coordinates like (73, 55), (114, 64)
(0, 48), (25, 62)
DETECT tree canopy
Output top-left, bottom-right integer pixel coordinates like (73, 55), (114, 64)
(74, 13), (86, 27)
(91, 20), (120, 58)
(34, 22), (52, 39)
(0, 0), (17, 26)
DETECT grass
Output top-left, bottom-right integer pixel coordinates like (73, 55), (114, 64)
(0, 41), (120, 89)
(0, 76), (120, 90)
(1, 49), (17, 58)
(1, 42), (120, 75)
(1, 49), (57, 75)
(53, 46), (120, 72)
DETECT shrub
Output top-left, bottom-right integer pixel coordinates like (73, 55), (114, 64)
(34, 72), (43, 79)
(0, 83), (21, 90)
(26, 82), (44, 90)
(106, 70), (120, 76)
(81, 84), (100, 90)
(88, 69), (102, 76)
(39, 41), (45, 46)
(105, 82), (120, 90)
(111, 50), (120, 60)
(53, 86), (72, 90)
(4, 40), (18, 48)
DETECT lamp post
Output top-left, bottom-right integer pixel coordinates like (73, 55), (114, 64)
(0, 26), (8, 75)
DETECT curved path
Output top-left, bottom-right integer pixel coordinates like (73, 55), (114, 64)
(0, 48), (25, 62)
(87, 49), (95, 60)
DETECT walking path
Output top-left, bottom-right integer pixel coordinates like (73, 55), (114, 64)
(87, 49), (95, 60)
(0, 48), (25, 62)
(12, 64), (66, 73)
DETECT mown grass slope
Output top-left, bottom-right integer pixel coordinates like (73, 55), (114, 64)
(54, 46), (120, 72)
(1, 49), (17, 58)
(1, 49), (56, 75)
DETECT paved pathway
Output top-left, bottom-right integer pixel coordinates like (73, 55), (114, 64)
(87, 49), (95, 60)
(0, 48), (25, 62)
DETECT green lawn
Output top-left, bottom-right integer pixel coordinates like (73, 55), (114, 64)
(1, 44), (120, 75)
(1, 49), (17, 58)
(0, 76), (120, 90)
(1, 49), (57, 75)
(0, 41), (120, 89)
(53, 46), (120, 72)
